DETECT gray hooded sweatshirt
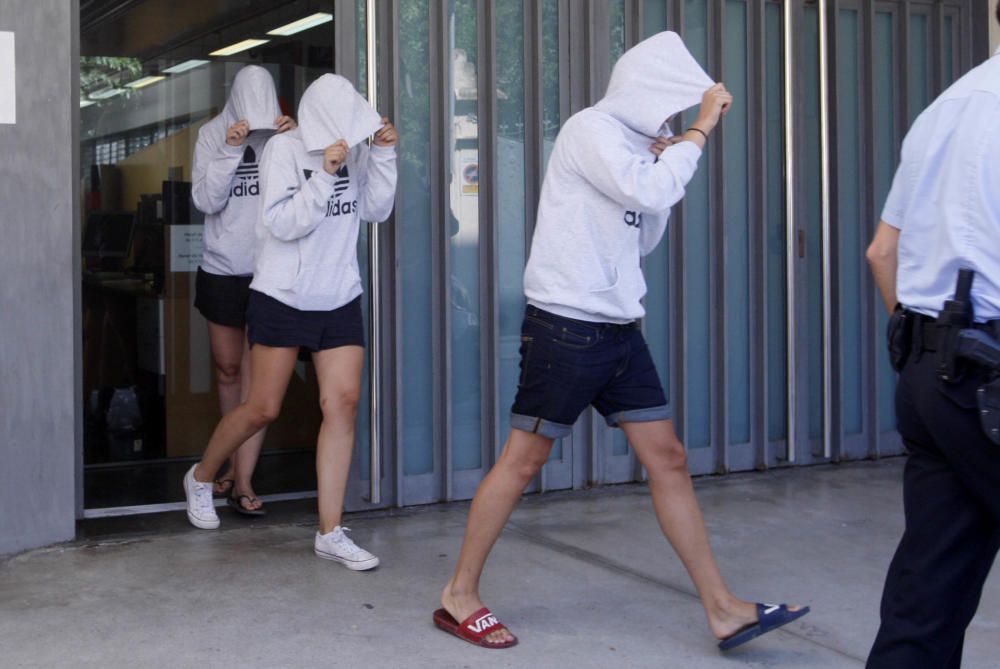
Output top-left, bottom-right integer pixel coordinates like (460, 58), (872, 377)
(192, 65), (281, 277)
(250, 74), (397, 311)
(523, 31), (714, 323)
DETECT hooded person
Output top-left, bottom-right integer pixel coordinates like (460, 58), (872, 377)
(189, 65), (294, 517)
(251, 73), (396, 310)
(435, 32), (809, 652)
(523, 30), (715, 324)
(182, 72), (399, 572)
(193, 65), (285, 279)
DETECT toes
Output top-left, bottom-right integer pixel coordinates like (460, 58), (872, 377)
(485, 629), (514, 646)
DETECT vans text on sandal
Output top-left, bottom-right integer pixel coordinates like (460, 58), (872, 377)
(433, 607), (518, 649)
(718, 603), (810, 651)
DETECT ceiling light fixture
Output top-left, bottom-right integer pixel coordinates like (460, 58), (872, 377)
(162, 59), (210, 74)
(267, 12), (333, 36)
(209, 38), (270, 57)
(126, 75), (166, 89)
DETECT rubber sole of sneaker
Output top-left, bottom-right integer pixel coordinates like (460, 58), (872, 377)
(314, 548), (380, 571)
(186, 511), (220, 530)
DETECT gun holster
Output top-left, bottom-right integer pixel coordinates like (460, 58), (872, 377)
(887, 307), (912, 373)
(977, 376), (1000, 446)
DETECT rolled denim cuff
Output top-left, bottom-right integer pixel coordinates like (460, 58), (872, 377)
(605, 404), (671, 428)
(510, 413), (573, 439)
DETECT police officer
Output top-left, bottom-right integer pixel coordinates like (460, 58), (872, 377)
(865, 6), (1000, 667)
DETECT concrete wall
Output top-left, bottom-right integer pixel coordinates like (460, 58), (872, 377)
(0, 1), (79, 554)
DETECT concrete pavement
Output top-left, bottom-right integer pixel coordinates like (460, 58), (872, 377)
(2, 459), (999, 668)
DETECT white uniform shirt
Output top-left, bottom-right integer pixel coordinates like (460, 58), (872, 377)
(882, 48), (1000, 322)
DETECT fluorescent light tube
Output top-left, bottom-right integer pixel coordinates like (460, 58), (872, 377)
(209, 38), (270, 57)
(126, 75), (166, 89)
(80, 99), (97, 108)
(89, 87), (126, 100)
(267, 12), (333, 36)
(163, 59), (209, 74)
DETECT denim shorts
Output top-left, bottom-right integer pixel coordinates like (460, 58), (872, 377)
(510, 305), (670, 439)
(246, 291), (365, 352)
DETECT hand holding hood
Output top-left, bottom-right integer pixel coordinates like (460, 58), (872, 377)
(298, 74), (384, 152)
(594, 31), (715, 138)
(223, 65), (282, 132)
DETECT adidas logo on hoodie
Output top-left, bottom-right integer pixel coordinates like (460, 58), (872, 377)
(231, 145), (260, 197)
(304, 165), (359, 218)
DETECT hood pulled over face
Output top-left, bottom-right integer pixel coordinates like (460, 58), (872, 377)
(297, 74), (384, 153)
(224, 65), (281, 132)
(594, 31), (714, 138)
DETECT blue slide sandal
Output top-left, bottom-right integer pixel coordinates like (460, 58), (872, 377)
(718, 603), (811, 651)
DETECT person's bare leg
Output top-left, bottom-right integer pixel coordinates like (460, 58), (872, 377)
(441, 428), (554, 644)
(622, 419), (802, 640)
(230, 335), (267, 510)
(207, 322), (243, 493)
(311, 346), (364, 534)
(192, 345), (298, 483)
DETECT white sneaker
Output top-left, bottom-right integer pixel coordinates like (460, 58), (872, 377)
(314, 526), (379, 570)
(183, 464), (219, 530)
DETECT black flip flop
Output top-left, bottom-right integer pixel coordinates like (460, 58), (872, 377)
(718, 603), (810, 651)
(227, 493), (267, 517)
(213, 478), (234, 497)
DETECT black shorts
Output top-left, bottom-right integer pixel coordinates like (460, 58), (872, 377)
(510, 306), (669, 439)
(194, 267), (252, 328)
(246, 290), (365, 352)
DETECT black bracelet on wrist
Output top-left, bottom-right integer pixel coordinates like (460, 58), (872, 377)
(686, 127), (709, 141)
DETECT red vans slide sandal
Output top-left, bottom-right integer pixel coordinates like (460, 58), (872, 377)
(432, 607), (518, 649)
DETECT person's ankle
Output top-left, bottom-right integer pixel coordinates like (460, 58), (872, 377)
(444, 581), (477, 601)
(706, 593), (743, 620)
(193, 463), (211, 483)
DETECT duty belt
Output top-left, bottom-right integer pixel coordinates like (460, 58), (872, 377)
(910, 316), (1000, 353)
(915, 269), (1000, 445)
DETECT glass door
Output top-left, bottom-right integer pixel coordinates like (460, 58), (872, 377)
(79, 0), (360, 513)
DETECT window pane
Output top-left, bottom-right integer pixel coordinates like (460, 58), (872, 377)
(449, 0), (483, 471)
(765, 0), (787, 442)
(723, 0), (750, 445)
(837, 9), (863, 436)
(683, 0), (712, 449)
(643, 0), (668, 38)
(873, 10), (897, 433)
(496, 0), (526, 445)
(908, 13), (930, 125)
(398, 0), (435, 476)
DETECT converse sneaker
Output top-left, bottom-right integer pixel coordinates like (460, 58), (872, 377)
(183, 464), (220, 530)
(314, 526), (379, 570)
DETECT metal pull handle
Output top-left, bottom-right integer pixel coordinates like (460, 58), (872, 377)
(785, 0), (833, 463)
(784, 0), (798, 464)
(819, 0), (833, 460)
(366, 0), (381, 504)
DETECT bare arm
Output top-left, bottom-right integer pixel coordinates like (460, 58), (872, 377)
(866, 220), (900, 313)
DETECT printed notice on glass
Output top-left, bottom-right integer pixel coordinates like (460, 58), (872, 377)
(0, 32), (14, 124)
(169, 225), (204, 272)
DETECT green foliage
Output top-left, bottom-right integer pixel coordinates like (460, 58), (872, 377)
(80, 56), (143, 98)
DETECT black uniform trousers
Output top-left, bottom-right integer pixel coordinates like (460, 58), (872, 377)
(867, 343), (1000, 669)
